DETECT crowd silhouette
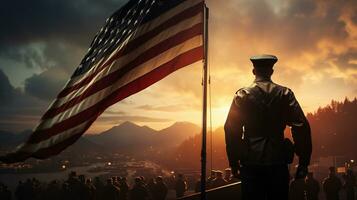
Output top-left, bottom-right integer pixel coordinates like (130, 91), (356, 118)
(0, 171), (170, 200)
(0, 166), (356, 200)
(289, 167), (356, 200)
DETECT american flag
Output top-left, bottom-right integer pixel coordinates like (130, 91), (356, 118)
(1, 0), (205, 163)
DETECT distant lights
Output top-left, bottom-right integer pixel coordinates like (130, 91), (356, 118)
(107, 162), (112, 166)
(62, 165), (66, 169)
(351, 160), (355, 163)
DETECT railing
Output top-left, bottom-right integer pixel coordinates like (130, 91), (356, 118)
(178, 182), (242, 200)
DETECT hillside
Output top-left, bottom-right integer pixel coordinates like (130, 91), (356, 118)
(0, 121), (200, 155)
(85, 121), (200, 151)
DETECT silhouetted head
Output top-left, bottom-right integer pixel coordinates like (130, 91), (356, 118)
(250, 55), (277, 78)
(225, 168), (232, 176)
(69, 171), (77, 178)
(210, 170), (216, 178)
(156, 176), (163, 183)
(135, 177), (142, 184)
(178, 174), (184, 179)
(86, 178), (92, 184)
(79, 175), (86, 183)
(329, 166), (336, 175)
(216, 171), (223, 178)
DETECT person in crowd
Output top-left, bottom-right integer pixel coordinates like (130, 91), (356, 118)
(305, 172), (320, 200)
(15, 181), (25, 200)
(112, 176), (120, 188)
(195, 179), (201, 193)
(343, 169), (356, 200)
(130, 177), (149, 200)
(78, 174), (91, 200)
(224, 168), (233, 183)
(211, 171), (228, 188)
(152, 176), (168, 200)
(93, 176), (104, 199)
(207, 170), (216, 189)
(43, 180), (61, 200)
(102, 178), (120, 200)
(119, 177), (129, 200)
(23, 178), (35, 200)
(0, 183), (12, 200)
(140, 176), (147, 186)
(67, 171), (82, 200)
(147, 178), (156, 198)
(60, 182), (71, 200)
(175, 174), (187, 198)
(289, 178), (306, 200)
(323, 167), (342, 200)
(86, 178), (96, 200)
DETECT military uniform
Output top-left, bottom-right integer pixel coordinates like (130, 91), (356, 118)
(224, 55), (312, 200)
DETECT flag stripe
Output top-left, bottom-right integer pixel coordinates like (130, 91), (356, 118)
(21, 119), (94, 153)
(35, 36), (202, 131)
(42, 23), (203, 119)
(51, 13), (203, 109)
(28, 46), (203, 144)
(59, 1), (204, 97)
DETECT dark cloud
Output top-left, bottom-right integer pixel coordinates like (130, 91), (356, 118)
(0, 0), (127, 49)
(0, 0), (129, 99)
(23, 41), (86, 100)
(333, 49), (357, 71)
(0, 69), (15, 105)
(24, 67), (68, 101)
(0, 69), (47, 132)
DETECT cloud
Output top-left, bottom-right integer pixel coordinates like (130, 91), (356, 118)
(0, 0), (127, 49)
(0, 69), (47, 132)
(0, 69), (16, 105)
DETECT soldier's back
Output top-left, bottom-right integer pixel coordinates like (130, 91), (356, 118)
(235, 79), (294, 165)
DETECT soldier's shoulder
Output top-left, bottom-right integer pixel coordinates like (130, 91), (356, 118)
(272, 82), (294, 95)
(233, 87), (252, 106)
(234, 87), (255, 101)
(235, 87), (250, 97)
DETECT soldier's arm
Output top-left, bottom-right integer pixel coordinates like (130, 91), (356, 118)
(285, 89), (312, 167)
(224, 94), (244, 172)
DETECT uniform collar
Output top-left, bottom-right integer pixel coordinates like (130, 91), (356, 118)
(254, 76), (272, 83)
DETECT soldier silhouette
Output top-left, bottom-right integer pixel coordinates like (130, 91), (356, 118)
(225, 55), (312, 200)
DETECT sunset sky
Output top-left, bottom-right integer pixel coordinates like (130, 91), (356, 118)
(0, 0), (356, 134)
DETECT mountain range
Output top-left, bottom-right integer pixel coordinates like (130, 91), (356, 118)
(0, 121), (201, 153)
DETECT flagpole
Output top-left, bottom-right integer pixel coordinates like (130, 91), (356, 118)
(201, 4), (209, 200)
